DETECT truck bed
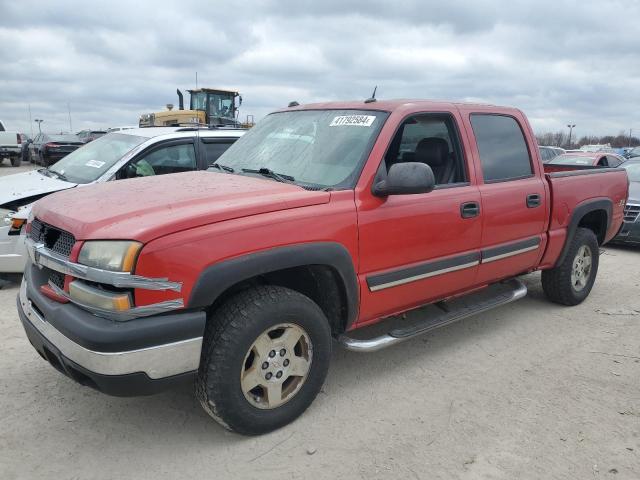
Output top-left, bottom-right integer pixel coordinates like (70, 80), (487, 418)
(539, 167), (628, 268)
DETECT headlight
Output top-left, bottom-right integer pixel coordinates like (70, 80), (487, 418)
(78, 241), (142, 272)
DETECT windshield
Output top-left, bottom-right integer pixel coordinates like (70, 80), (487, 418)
(629, 147), (640, 158)
(623, 162), (640, 182)
(48, 133), (146, 184)
(216, 110), (388, 188)
(549, 155), (595, 165)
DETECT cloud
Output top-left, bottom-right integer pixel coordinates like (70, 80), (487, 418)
(0, 0), (638, 138)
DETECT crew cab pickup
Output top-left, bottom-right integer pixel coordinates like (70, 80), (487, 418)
(17, 100), (628, 435)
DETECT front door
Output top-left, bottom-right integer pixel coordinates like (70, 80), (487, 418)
(357, 111), (482, 324)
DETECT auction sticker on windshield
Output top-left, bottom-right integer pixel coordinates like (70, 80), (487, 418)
(85, 160), (105, 168)
(330, 115), (376, 127)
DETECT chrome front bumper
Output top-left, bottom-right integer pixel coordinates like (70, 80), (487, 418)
(18, 278), (203, 379)
(24, 237), (184, 321)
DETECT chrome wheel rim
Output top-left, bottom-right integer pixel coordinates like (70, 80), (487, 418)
(571, 245), (592, 292)
(241, 323), (312, 410)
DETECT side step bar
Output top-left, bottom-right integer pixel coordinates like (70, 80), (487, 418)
(338, 278), (527, 353)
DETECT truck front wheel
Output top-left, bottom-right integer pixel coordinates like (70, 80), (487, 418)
(196, 285), (331, 435)
(542, 227), (599, 306)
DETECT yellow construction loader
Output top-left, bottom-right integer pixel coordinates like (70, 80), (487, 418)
(139, 88), (253, 128)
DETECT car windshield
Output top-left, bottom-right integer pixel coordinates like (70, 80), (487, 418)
(629, 147), (640, 158)
(215, 109), (388, 188)
(48, 133), (146, 184)
(549, 155), (595, 165)
(622, 162), (640, 182)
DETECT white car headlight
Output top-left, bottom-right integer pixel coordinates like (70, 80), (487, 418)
(78, 241), (142, 272)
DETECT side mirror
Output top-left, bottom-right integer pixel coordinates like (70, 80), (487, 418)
(373, 162), (436, 197)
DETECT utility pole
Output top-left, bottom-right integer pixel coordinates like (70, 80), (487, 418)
(67, 102), (73, 132)
(28, 104), (33, 137)
(34, 119), (43, 134)
(629, 128), (633, 148)
(567, 124), (576, 148)
(195, 71), (198, 89)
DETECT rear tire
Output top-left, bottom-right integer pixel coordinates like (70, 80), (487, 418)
(542, 227), (599, 305)
(196, 285), (332, 435)
(11, 155), (21, 167)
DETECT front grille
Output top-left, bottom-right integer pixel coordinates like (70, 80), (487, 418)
(624, 203), (640, 223)
(48, 271), (66, 290)
(30, 218), (76, 258)
(30, 218), (76, 292)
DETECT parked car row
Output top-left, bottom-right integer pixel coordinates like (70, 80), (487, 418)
(8, 99), (632, 435)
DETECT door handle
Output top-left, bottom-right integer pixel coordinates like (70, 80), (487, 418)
(527, 194), (541, 208)
(460, 201), (480, 218)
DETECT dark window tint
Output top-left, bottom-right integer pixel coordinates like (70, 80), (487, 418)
(202, 139), (236, 166)
(606, 155), (622, 167)
(471, 114), (533, 182)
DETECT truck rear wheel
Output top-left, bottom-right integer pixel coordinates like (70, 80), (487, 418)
(542, 227), (599, 306)
(11, 155), (21, 167)
(195, 285), (331, 435)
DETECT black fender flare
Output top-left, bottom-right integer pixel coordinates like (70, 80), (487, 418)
(555, 197), (612, 267)
(188, 242), (359, 330)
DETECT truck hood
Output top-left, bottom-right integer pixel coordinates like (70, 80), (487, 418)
(34, 171), (331, 242)
(0, 170), (76, 210)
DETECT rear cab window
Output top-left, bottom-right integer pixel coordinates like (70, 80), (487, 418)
(470, 114), (533, 182)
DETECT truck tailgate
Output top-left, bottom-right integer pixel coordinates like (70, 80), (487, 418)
(540, 168), (628, 268)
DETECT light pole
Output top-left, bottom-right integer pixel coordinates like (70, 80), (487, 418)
(34, 119), (44, 134)
(567, 124), (576, 148)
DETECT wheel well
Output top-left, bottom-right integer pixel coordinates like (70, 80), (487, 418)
(577, 209), (608, 244)
(207, 265), (350, 335)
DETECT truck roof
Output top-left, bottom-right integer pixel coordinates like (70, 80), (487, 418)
(280, 98), (511, 113)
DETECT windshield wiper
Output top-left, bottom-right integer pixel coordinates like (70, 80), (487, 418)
(47, 169), (69, 182)
(241, 167), (295, 183)
(209, 163), (235, 173)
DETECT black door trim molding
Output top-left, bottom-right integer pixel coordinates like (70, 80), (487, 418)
(366, 252), (480, 292)
(481, 236), (541, 263)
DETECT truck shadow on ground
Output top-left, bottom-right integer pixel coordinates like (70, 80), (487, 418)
(20, 274), (567, 445)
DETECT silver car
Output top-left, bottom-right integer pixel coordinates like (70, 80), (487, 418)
(0, 127), (245, 278)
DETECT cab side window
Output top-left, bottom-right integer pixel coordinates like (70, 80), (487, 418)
(471, 114), (533, 182)
(384, 114), (467, 186)
(606, 155), (622, 167)
(202, 139), (236, 166)
(129, 143), (197, 177)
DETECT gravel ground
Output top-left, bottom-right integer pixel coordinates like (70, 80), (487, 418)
(0, 162), (638, 479)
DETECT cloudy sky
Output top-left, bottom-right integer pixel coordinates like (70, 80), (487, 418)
(1, 0), (638, 139)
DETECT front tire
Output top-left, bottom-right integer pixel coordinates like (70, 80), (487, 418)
(196, 285), (332, 435)
(542, 227), (599, 305)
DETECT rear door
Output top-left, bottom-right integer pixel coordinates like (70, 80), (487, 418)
(461, 110), (548, 284)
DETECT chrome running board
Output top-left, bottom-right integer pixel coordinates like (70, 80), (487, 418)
(338, 278), (527, 352)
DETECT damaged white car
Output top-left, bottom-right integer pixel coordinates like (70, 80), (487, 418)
(0, 127), (244, 280)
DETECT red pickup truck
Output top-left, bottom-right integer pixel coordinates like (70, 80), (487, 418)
(17, 100), (628, 435)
